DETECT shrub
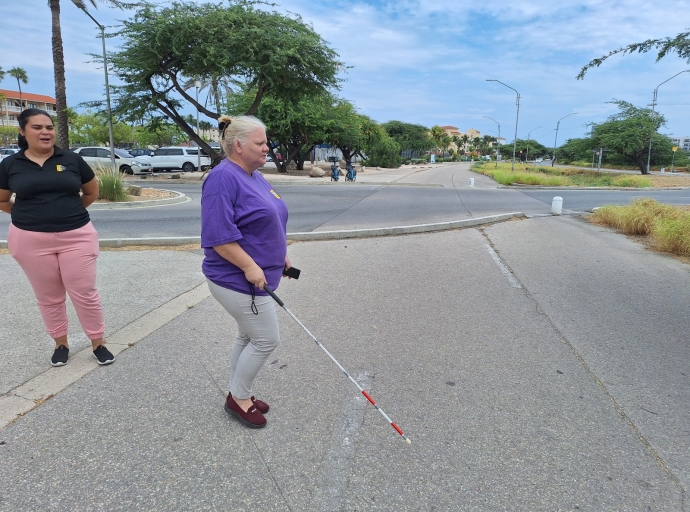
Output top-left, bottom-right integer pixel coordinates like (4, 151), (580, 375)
(95, 166), (128, 202)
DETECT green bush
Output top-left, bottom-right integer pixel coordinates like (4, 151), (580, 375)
(95, 167), (128, 202)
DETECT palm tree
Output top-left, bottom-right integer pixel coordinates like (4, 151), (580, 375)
(8, 67), (28, 110)
(0, 66), (5, 82)
(50, 0), (133, 149)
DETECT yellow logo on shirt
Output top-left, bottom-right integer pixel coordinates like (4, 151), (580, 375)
(270, 189), (281, 199)
(56, 165), (65, 172)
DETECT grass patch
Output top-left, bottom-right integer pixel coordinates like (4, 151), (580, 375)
(591, 198), (690, 257)
(472, 162), (652, 188)
(95, 165), (128, 202)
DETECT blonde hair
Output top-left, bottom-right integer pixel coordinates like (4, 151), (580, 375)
(218, 115), (266, 155)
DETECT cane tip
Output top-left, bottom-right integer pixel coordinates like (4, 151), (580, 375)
(405, 438), (412, 445)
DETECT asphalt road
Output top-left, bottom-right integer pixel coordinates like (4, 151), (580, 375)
(2, 176), (689, 240)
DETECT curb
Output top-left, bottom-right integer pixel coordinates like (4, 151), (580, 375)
(0, 213), (526, 249)
(286, 213), (525, 241)
(88, 190), (188, 210)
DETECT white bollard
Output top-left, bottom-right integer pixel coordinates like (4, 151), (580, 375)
(551, 196), (563, 215)
(469, 178), (475, 188)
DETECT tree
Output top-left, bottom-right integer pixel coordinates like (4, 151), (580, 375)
(0, 66), (5, 82)
(381, 121), (434, 155)
(108, 1), (342, 166)
(135, 117), (187, 148)
(362, 125), (401, 168)
(429, 125), (445, 154)
(256, 90), (333, 172)
(498, 139), (550, 160)
(555, 137), (595, 164)
(588, 100), (670, 173)
(321, 100), (380, 164)
(8, 67), (28, 109)
(0, 126), (18, 146)
(578, 30), (690, 79)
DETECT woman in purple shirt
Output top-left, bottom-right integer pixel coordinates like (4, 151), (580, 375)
(201, 115), (291, 429)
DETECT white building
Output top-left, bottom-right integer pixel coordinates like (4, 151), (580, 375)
(668, 136), (690, 151)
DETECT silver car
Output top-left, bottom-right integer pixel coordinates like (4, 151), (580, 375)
(71, 147), (153, 175)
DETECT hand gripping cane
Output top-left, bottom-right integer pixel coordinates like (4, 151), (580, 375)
(264, 285), (411, 444)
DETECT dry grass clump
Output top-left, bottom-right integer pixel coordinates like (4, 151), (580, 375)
(591, 198), (690, 257)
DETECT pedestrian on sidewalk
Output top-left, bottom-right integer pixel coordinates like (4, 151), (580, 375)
(201, 115), (291, 429)
(0, 108), (114, 367)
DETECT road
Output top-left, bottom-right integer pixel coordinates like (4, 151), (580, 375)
(1, 164), (689, 239)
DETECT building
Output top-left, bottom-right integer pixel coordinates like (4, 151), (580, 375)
(0, 89), (57, 127)
(668, 136), (690, 151)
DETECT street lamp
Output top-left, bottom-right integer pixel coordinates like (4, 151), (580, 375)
(551, 113), (577, 167)
(71, 0), (117, 173)
(646, 70), (690, 174)
(486, 80), (520, 171)
(483, 115), (500, 168)
(525, 126), (542, 162)
(195, 80), (201, 171)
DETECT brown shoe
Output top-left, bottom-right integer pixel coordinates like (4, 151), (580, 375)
(229, 393), (269, 414)
(224, 395), (267, 429)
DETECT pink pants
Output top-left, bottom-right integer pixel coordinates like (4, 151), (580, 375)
(8, 222), (105, 340)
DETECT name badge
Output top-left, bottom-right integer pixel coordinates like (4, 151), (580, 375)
(56, 165), (66, 172)
(270, 189), (281, 199)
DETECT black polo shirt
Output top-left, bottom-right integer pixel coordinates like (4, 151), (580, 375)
(0, 147), (95, 232)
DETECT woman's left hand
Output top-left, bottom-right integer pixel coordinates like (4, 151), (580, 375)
(284, 255), (292, 271)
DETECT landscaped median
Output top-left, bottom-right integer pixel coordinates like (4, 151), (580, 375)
(470, 162), (690, 188)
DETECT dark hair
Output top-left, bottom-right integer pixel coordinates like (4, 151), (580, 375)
(18, 108), (53, 150)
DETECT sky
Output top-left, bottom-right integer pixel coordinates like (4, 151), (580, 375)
(3, 0), (690, 147)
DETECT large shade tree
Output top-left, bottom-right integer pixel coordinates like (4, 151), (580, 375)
(381, 121), (434, 156)
(588, 100), (672, 173)
(108, 1), (342, 166)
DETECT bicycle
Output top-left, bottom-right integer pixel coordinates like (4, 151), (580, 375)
(329, 157), (340, 181)
(345, 161), (356, 182)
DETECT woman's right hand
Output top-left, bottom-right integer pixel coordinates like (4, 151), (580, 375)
(244, 264), (267, 290)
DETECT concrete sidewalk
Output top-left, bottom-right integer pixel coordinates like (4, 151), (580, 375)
(1, 216), (689, 510)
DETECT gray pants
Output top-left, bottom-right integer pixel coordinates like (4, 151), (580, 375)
(207, 280), (280, 399)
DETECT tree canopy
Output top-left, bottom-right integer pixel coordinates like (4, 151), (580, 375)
(381, 121), (434, 153)
(589, 100), (670, 173)
(108, 0), (342, 165)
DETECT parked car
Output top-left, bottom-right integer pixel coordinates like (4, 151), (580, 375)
(0, 148), (19, 160)
(71, 147), (153, 175)
(149, 147), (211, 172)
(129, 148), (155, 157)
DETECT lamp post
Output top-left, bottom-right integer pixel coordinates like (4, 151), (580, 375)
(646, 70), (689, 174)
(525, 126), (542, 162)
(486, 80), (520, 171)
(71, 0), (116, 173)
(195, 80), (201, 171)
(483, 115), (500, 168)
(551, 113), (577, 167)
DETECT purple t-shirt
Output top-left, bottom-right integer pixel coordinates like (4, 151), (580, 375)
(201, 159), (288, 295)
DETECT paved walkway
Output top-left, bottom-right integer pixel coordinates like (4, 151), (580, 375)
(1, 163), (689, 510)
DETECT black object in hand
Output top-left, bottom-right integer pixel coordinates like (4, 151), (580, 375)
(282, 266), (301, 279)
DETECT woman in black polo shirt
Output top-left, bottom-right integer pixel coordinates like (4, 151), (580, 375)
(0, 108), (114, 367)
